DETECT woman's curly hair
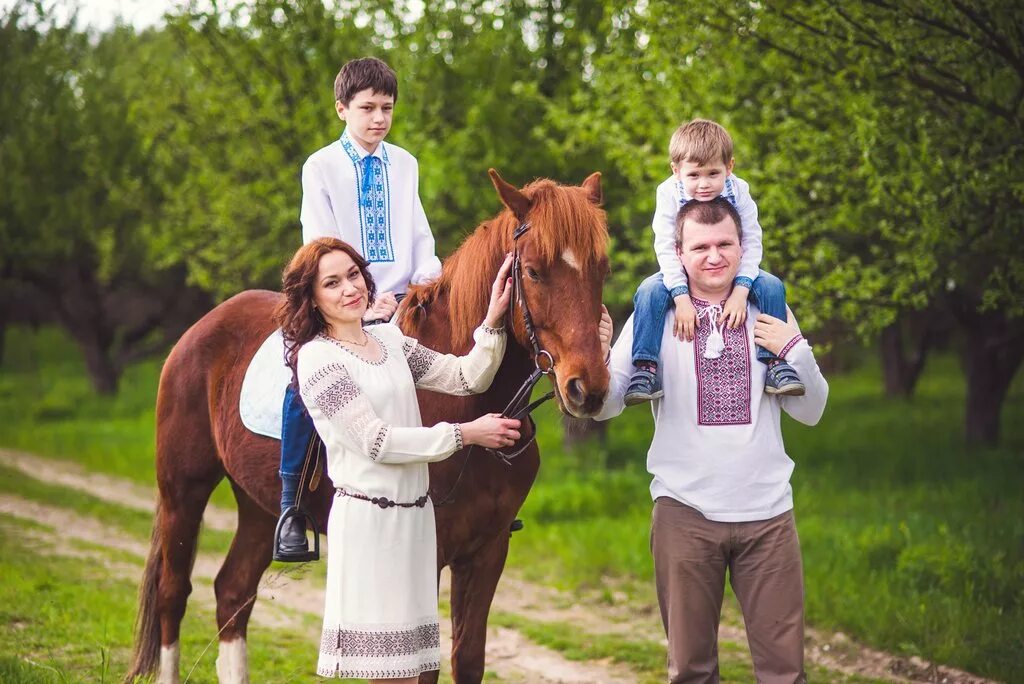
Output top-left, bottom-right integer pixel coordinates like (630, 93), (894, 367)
(274, 237), (377, 382)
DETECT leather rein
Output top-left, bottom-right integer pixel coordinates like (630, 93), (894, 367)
(431, 221), (557, 505)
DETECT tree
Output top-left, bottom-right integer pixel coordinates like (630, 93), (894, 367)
(0, 4), (208, 393)
(597, 1), (1024, 444)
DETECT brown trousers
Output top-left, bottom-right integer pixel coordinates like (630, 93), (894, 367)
(651, 497), (806, 684)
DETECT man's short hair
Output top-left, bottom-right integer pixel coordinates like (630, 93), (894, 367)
(675, 197), (743, 248)
(669, 119), (734, 167)
(334, 57), (398, 105)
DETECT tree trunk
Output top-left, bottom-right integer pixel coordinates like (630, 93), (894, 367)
(962, 320), (1024, 446)
(879, 316), (931, 398)
(78, 336), (120, 395)
(48, 266), (123, 396)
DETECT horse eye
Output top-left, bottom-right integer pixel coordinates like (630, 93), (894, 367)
(526, 267), (541, 281)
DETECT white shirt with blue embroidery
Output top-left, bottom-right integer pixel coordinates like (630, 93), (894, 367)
(652, 173), (764, 297)
(300, 129), (443, 293)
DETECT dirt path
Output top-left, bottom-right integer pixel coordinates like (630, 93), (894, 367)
(0, 448), (998, 683)
(0, 491), (636, 683)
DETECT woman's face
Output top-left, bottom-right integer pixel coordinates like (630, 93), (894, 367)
(312, 249), (369, 330)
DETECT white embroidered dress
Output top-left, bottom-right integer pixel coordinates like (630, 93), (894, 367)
(298, 322), (506, 679)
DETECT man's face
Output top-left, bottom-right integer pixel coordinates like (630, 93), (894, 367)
(336, 88), (394, 153)
(675, 216), (742, 296)
(672, 158), (735, 201)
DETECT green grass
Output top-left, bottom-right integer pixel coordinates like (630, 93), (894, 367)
(2, 325), (1023, 681)
(507, 354), (1024, 681)
(0, 516), (321, 683)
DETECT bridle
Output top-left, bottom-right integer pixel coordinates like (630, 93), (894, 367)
(431, 220), (557, 505)
(486, 221), (557, 464)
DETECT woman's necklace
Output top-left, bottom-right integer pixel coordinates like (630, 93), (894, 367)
(329, 331), (370, 347)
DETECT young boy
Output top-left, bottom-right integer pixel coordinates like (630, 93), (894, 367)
(624, 118), (804, 406)
(276, 57), (443, 560)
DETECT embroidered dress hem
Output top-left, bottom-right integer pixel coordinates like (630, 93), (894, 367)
(316, 618), (440, 679)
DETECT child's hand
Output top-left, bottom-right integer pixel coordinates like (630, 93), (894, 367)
(364, 292), (399, 322)
(673, 294), (698, 342)
(598, 305), (613, 360)
(720, 286), (749, 329)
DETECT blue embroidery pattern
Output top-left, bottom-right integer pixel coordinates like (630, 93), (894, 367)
(340, 132), (395, 263)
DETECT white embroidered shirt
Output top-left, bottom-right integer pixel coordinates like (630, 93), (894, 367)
(300, 129), (443, 293)
(297, 323), (505, 501)
(596, 300), (828, 522)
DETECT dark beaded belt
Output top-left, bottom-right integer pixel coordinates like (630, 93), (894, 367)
(336, 487), (429, 509)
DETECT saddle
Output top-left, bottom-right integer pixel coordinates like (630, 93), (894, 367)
(239, 329), (292, 440)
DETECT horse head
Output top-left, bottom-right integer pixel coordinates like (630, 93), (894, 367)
(487, 169), (610, 418)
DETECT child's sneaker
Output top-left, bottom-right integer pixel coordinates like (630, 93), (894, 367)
(764, 361), (805, 396)
(625, 367), (664, 405)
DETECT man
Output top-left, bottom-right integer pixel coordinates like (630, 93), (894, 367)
(595, 197), (828, 683)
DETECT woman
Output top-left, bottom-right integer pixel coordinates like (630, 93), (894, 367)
(275, 237), (521, 681)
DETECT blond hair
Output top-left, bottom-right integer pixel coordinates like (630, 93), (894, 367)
(669, 119), (734, 166)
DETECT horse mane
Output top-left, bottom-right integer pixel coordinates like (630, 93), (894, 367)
(402, 178), (608, 347)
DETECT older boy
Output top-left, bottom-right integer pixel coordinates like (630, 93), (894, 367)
(625, 119), (804, 405)
(598, 198), (828, 683)
(276, 57), (442, 560)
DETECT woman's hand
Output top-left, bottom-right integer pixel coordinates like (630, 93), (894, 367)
(484, 253), (515, 329)
(753, 313), (801, 358)
(460, 413), (521, 449)
(598, 305), (613, 360)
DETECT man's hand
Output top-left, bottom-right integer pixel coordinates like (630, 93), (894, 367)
(673, 294), (698, 341)
(364, 291), (399, 322)
(753, 313), (801, 358)
(721, 285), (749, 329)
(598, 305), (613, 360)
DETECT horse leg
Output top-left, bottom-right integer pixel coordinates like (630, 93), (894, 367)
(155, 473), (221, 684)
(213, 481), (276, 684)
(448, 533), (511, 683)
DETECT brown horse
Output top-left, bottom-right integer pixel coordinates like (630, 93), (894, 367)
(126, 170), (610, 683)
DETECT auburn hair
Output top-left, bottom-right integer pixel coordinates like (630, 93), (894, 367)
(274, 238), (377, 381)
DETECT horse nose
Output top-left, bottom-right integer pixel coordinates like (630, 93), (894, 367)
(566, 377), (586, 406)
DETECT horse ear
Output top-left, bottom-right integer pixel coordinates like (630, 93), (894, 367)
(488, 168), (532, 222)
(581, 171), (603, 206)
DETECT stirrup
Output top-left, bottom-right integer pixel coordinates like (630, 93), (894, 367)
(273, 506), (321, 562)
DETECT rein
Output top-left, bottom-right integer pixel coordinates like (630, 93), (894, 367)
(431, 221), (557, 506)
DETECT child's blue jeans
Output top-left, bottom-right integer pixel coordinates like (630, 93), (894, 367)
(280, 384), (315, 480)
(631, 270), (788, 365)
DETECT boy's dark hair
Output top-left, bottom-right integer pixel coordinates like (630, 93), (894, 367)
(674, 197), (743, 248)
(334, 57), (398, 105)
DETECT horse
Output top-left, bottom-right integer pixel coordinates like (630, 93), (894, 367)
(125, 169), (610, 683)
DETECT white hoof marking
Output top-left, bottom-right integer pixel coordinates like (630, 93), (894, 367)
(158, 642), (181, 684)
(216, 637), (249, 684)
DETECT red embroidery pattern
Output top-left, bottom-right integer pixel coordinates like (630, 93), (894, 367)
(779, 334), (804, 360)
(693, 300), (752, 426)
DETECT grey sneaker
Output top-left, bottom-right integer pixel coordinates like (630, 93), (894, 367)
(764, 361), (805, 396)
(624, 368), (664, 406)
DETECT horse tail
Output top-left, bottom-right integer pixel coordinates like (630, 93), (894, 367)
(125, 501), (163, 682)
